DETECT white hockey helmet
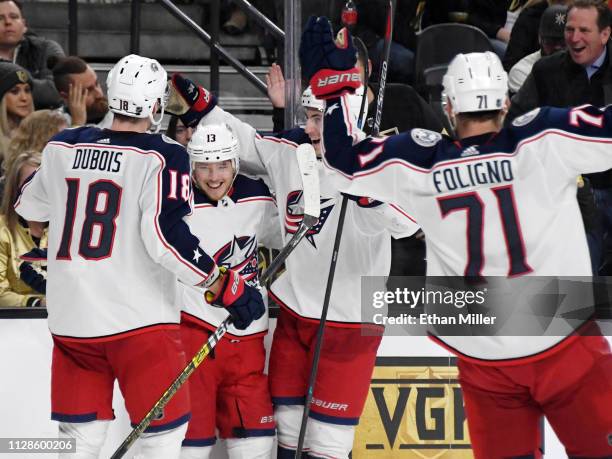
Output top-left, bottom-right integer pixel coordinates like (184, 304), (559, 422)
(442, 52), (508, 114)
(303, 85), (368, 127)
(187, 123), (240, 173)
(302, 86), (325, 112)
(107, 54), (168, 131)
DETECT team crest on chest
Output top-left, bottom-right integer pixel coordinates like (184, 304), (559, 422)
(214, 235), (259, 284)
(285, 190), (334, 248)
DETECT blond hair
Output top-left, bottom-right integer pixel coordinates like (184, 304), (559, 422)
(0, 92), (35, 164)
(3, 110), (66, 174)
(0, 150), (40, 236)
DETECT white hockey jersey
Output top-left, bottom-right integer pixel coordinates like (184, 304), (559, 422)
(180, 174), (281, 338)
(15, 127), (218, 339)
(199, 105), (419, 326)
(321, 100), (612, 361)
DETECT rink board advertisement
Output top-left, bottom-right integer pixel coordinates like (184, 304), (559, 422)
(354, 357), (472, 458)
(0, 316), (605, 457)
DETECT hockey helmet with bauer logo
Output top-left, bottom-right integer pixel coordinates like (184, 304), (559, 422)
(107, 54), (167, 132)
(442, 52), (508, 114)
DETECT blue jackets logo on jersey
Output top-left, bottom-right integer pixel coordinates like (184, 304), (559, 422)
(214, 235), (259, 284)
(285, 190), (334, 248)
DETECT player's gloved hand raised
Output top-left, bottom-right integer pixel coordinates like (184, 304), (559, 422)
(19, 248), (47, 294)
(206, 267), (265, 330)
(167, 73), (217, 128)
(299, 16), (361, 99)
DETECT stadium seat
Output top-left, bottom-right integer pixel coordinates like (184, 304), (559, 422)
(414, 23), (494, 133)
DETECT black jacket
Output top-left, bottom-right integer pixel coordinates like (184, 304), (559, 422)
(16, 32), (64, 109)
(508, 41), (612, 120)
(503, 2), (548, 71)
(467, 0), (511, 38)
(508, 41), (612, 187)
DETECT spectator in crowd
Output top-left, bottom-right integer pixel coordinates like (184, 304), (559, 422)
(350, 0), (420, 84)
(2, 109), (65, 175)
(0, 149), (45, 307)
(508, 0), (612, 120)
(0, 61), (32, 161)
(48, 55), (111, 128)
(508, 0), (612, 274)
(508, 4), (568, 93)
(0, 0), (63, 109)
(467, 0), (513, 57)
(504, 0), (571, 71)
(166, 115), (194, 147)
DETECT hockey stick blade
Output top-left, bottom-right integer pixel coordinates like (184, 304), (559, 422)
(260, 144), (320, 284)
(111, 143), (320, 459)
(295, 143), (320, 220)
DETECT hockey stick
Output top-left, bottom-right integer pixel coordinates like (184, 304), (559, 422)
(111, 144), (320, 459)
(295, 4), (395, 457)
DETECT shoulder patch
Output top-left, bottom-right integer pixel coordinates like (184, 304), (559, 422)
(410, 128), (442, 147)
(512, 108), (541, 127)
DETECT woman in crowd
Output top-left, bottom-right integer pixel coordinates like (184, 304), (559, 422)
(0, 62), (34, 163)
(2, 109), (66, 175)
(166, 114), (194, 146)
(0, 150), (46, 307)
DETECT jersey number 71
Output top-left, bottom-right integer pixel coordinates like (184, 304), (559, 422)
(438, 184), (532, 277)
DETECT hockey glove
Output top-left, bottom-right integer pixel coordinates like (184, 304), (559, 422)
(299, 16), (361, 99)
(206, 267), (265, 330)
(20, 247), (47, 262)
(19, 262), (46, 294)
(167, 73), (217, 128)
(19, 248), (47, 294)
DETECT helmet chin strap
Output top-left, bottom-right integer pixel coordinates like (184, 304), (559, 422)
(149, 102), (165, 133)
(224, 160), (239, 199)
(441, 94), (457, 136)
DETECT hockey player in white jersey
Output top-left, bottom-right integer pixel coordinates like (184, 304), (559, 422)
(179, 123), (282, 458)
(301, 16), (612, 459)
(168, 73), (418, 458)
(14, 54), (265, 459)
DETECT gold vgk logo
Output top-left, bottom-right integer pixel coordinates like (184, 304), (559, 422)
(354, 357), (472, 458)
(16, 70), (28, 83)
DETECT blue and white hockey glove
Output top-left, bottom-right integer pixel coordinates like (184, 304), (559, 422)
(168, 73), (217, 128)
(206, 267), (265, 330)
(299, 16), (361, 99)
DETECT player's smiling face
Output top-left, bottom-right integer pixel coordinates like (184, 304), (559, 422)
(193, 160), (235, 201)
(304, 107), (323, 157)
(565, 6), (610, 66)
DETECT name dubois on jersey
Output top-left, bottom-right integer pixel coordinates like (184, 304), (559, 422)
(433, 159), (514, 193)
(72, 148), (123, 173)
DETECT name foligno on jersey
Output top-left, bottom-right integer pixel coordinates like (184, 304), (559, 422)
(433, 158), (514, 193)
(72, 147), (123, 173)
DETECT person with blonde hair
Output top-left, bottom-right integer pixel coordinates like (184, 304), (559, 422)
(2, 109), (66, 173)
(0, 61), (34, 160)
(0, 149), (46, 307)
